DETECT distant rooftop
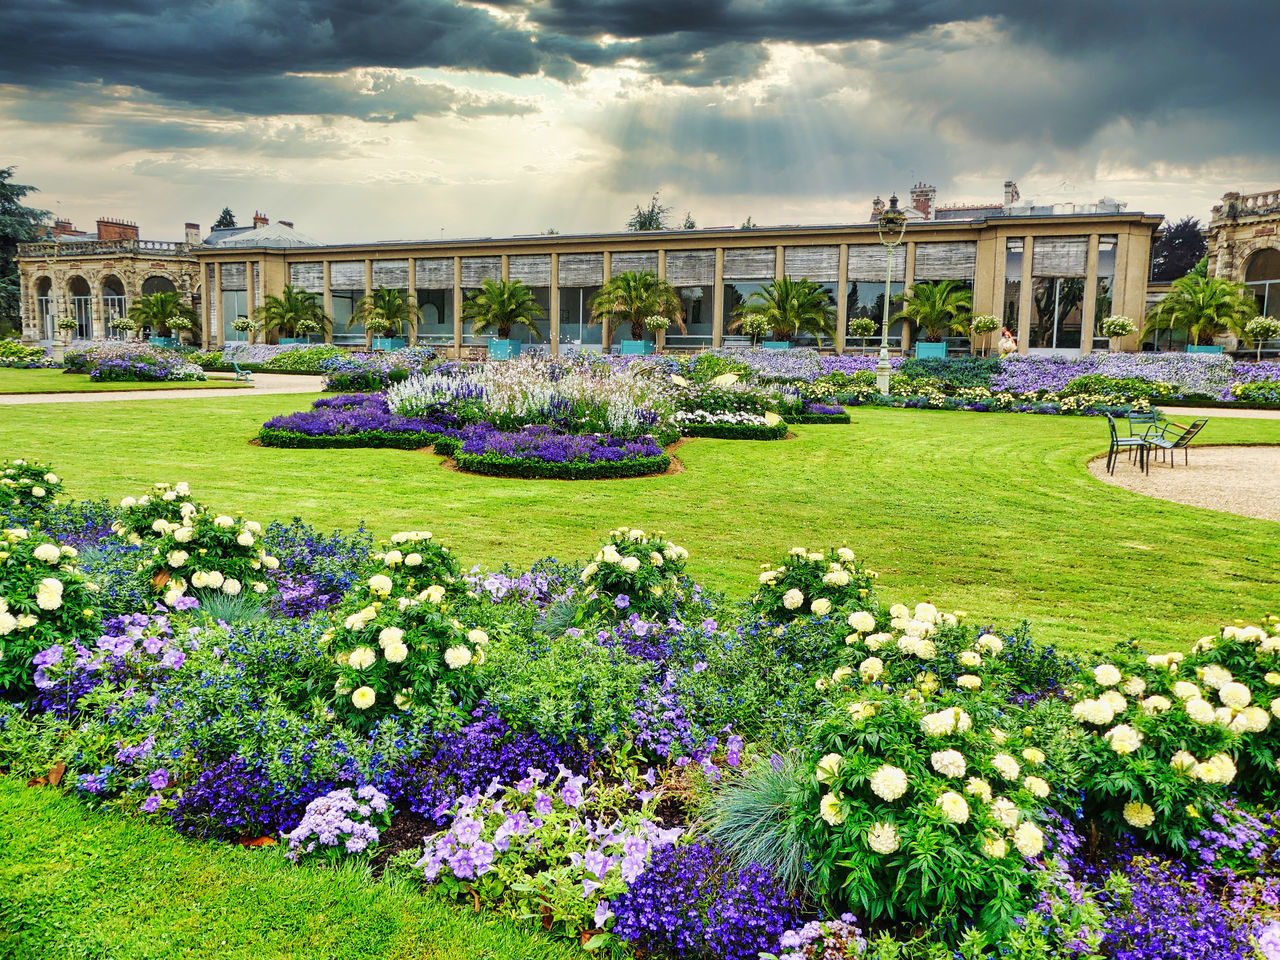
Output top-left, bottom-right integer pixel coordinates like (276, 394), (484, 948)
(204, 214), (320, 249)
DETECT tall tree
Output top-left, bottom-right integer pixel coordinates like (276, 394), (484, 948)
(213, 207), (237, 229)
(1150, 216), (1207, 282)
(0, 167), (50, 327)
(352, 286), (422, 349)
(740, 216), (757, 230)
(681, 212), (697, 229)
(626, 192), (671, 232)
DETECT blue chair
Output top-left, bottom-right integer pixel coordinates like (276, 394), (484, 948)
(1105, 414), (1148, 474)
(1144, 419), (1208, 468)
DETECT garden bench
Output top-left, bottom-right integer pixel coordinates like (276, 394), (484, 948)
(230, 361), (252, 383)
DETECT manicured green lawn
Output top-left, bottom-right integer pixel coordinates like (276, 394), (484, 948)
(1, 392), (1278, 654)
(0, 368), (246, 393)
(0, 777), (578, 960)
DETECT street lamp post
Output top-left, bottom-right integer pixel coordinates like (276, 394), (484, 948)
(875, 194), (907, 396)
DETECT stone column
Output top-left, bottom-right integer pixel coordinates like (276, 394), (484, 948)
(406, 258), (418, 345)
(452, 256), (463, 357)
(601, 252), (612, 350)
(214, 262), (225, 347)
(712, 248), (725, 348)
(201, 264), (212, 346)
(322, 261), (334, 343)
(549, 253), (561, 357)
(501, 255), (509, 282)
(92, 283), (105, 340)
(1017, 237), (1034, 354)
(835, 243), (849, 355)
(1080, 234), (1100, 355)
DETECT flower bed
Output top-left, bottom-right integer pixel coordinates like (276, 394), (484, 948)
(257, 394), (460, 449)
(453, 427), (671, 479)
(65, 343), (206, 382)
(790, 401), (851, 424)
(3, 478), (1280, 960)
(0, 340), (57, 369)
(674, 410), (789, 440)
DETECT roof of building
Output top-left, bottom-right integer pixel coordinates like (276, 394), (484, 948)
(203, 221), (321, 248)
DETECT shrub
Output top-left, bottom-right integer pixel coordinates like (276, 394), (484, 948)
(578, 527), (689, 620)
(262, 345), (344, 371)
(0, 527), (100, 697)
(1230, 381), (1280, 405)
(0, 458), (63, 515)
(324, 369), (410, 392)
(1101, 316), (1137, 338)
(282, 785), (392, 863)
(456, 451), (671, 480)
(898, 356), (1002, 389)
(258, 427), (441, 450)
(751, 546), (877, 624)
(677, 419), (788, 440)
(0, 340), (54, 368)
(113, 481), (200, 543)
(1060, 374), (1177, 402)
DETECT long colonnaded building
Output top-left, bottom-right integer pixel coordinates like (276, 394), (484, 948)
(17, 184), (1169, 357)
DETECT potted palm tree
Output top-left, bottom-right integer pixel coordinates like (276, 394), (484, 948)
(1143, 274), (1256, 353)
(129, 291), (199, 348)
(351, 286), (420, 351)
(729, 277), (835, 349)
(255, 286), (331, 346)
(461, 278), (544, 359)
(588, 271), (683, 355)
(897, 280), (972, 359)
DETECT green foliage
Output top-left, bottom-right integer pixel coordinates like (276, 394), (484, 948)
(1143, 274), (1256, 346)
(677, 353), (753, 383)
(577, 527), (689, 621)
(1245, 315), (1280, 359)
(352, 286), (419, 345)
(751, 545), (877, 623)
(256, 286), (331, 340)
(0, 527), (100, 696)
(0, 341), (49, 367)
(455, 451), (670, 480)
(1060, 374), (1178, 402)
(589, 271), (684, 343)
(897, 355), (1001, 389)
(0, 458), (62, 515)
(704, 754), (812, 891)
(678, 421), (788, 440)
(257, 426), (435, 449)
(212, 206), (237, 229)
(1100, 315), (1137, 338)
(626, 191), (671, 231)
(127, 291), (198, 336)
(1230, 380), (1280, 405)
(848, 316), (877, 338)
(897, 280), (973, 342)
(262, 345), (345, 371)
(113, 480), (201, 543)
(730, 277), (836, 345)
(323, 369), (410, 392)
(0, 166), (49, 323)
(461, 278), (544, 341)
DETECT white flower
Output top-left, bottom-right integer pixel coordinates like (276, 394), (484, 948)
(957, 674), (982, 691)
(1201, 665), (1233, 690)
(423, 584), (446, 604)
(252, 582), (269, 594)
(262, 555), (280, 570)
(958, 650), (982, 667)
(236, 532), (255, 547)
(822, 569), (850, 587)
(866, 821), (899, 853)
(378, 627), (404, 648)
(1219, 682), (1252, 710)
(976, 633), (1004, 655)
(1238, 707), (1270, 733)
(1122, 676), (1147, 696)
(836, 547), (856, 562)
(467, 628), (489, 646)
(1141, 695), (1172, 715)
(222, 578), (242, 596)
(1104, 724), (1143, 755)
(351, 686), (376, 710)
(343, 606), (377, 631)
(349, 646), (377, 670)
(859, 657), (884, 682)
(368, 574), (394, 597)
(1099, 690), (1128, 714)
(936, 791), (969, 824)
(444, 645), (473, 669)
(1195, 753), (1237, 785)
(846, 701), (876, 722)
(163, 588), (184, 607)
(819, 792), (845, 827)
(1071, 699), (1115, 726)
(649, 551), (664, 567)
(782, 589), (804, 610)
(167, 550), (188, 568)
(1023, 776), (1050, 798)
(913, 602), (938, 624)
(965, 777), (993, 802)
(983, 834), (1009, 858)
(204, 570), (224, 589)
(1022, 748), (1046, 765)
(1173, 681), (1201, 700)
(383, 549), (404, 567)
(816, 753), (843, 784)
(1013, 822), (1045, 857)
(869, 764), (909, 801)
(811, 598), (832, 616)
(1185, 698), (1216, 724)
(213, 515), (236, 529)
(1170, 750), (1198, 772)
(931, 749), (967, 779)
(33, 543), (61, 564)
(848, 611), (876, 633)
(991, 754), (1021, 780)
(1093, 664), (1122, 687)
(619, 556), (641, 574)
(889, 603), (910, 619)
(30, 486), (45, 498)
(384, 643), (409, 663)
(173, 526), (194, 544)
(1123, 802), (1155, 828)
(35, 577), (63, 610)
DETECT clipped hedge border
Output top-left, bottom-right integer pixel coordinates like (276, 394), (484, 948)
(679, 421), (789, 440)
(790, 412), (852, 424)
(257, 427), (442, 449)
(454, 451), (671, 480)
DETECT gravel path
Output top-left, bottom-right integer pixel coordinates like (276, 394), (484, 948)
(0, 373), (324, 404)
(1089, 445), (1280, 522)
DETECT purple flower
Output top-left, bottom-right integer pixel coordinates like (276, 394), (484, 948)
(534, 792), (553, 817)
(141, 794), (162, 813)
(614, 594), (630, 610)
(147, 768), (169, 790)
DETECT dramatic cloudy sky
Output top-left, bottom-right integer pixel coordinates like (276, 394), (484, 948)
(2, 0), (1277, 243)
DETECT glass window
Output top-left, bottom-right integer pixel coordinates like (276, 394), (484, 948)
(846, 279), (904, 348)
(558, 286), (603, 349)
(331, 290), (360, 343)
(1004, 239), (1024, 332)
(415, 289), (453, 343)
(1030, 278), (1084, 350)
(221, 290), (248, 342)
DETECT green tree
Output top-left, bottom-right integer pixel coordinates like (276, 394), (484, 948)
(896, 280), (973, 343)
(127, 291), (198, 339)
(730, 277), (835, 345)
(462, 279), (544, 342)
(254, 285), (331, 342)
(1150, 216), (1207, 282)
(1143, 274), (1256, 347)
(213, 207), (237, 229)
(681, 212), (697, 229)
(626, 192), (670, 232)
(740, 216), (757, 230)
(589, 270), (684, 344)
(352, 286), (422, 349)
(0, 167), (50, 330)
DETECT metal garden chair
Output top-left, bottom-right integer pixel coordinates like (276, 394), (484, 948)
(1105, 414), (1149, 474)
(1126, 410), (1159, 437)
(1143, 418), (1208, 468)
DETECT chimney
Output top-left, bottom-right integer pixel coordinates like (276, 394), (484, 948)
(870, 195), (886, 220)
(52, 218), (77, 236)
(1003, 180), (1020, 206)
(910, 182), (936, 219)
(253, 211), (269, 228)
(277, 219), (294, 228)
(184, 222), (201, 245)
(96, 217), (139, 241)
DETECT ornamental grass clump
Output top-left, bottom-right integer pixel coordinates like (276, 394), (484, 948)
(414, 763), (683, 946)
(578, 527), (688, 620)
(327, 532), (488, 727)
(133, 499), (278, 607)
(283, 785), (392, 863)
(0, 527), (99, 696)
(0, 458), (62, 516)
(752, 546), (877, 624)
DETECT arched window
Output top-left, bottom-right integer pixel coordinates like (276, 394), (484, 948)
(67, 276), (92, 339)
(102, 275), (126, 338)
(1245, 248), (1280, 317)
(141, 275), (178, 296)
(34, 277), (53, 340)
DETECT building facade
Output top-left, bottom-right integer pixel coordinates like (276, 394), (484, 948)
(1208, 188), (1280, 318)
(20, 208), (1161, 356)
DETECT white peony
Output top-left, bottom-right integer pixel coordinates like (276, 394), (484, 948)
(384, 643), (409, 663)
(620, 556), (641, 574)
(1093, 664), (1123, 687)
(173, 526), (194, 544)
(957, 674), (982, 691)
(819, 792), (845, 827)
(936, 791), (969, 824)
(1023, 776), (1050, 798)
(1013, 822), (1045, 857)
(404, 553), (422, 567)
(847, 611), (876, 633)
(1185, 698), (1216, 725)
(965, 777), (993, 803)
(992, 754), (1021, 781)
(816, 753), (843, 784)
(378, 627), (405, 648)
(1104, 724), (1143, 755)
(167, 550), (188, 568)
(368, 574), (394, 597)
(467, 628), (489, 646)
(213, 515), (236, 529)
(1173, 681), (1202, 700)
(348, 646), (377, 670)
(811, 598), (832, 616)
(1219, 682), (1252, 710)
(1141, 695), (1172, 715)
(383, 549), (404, 567)
(35, 577), (63, 611)
(32, 543), (61, 564)
(236, 532), (255, 547)
(222, 578), (242, 596)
